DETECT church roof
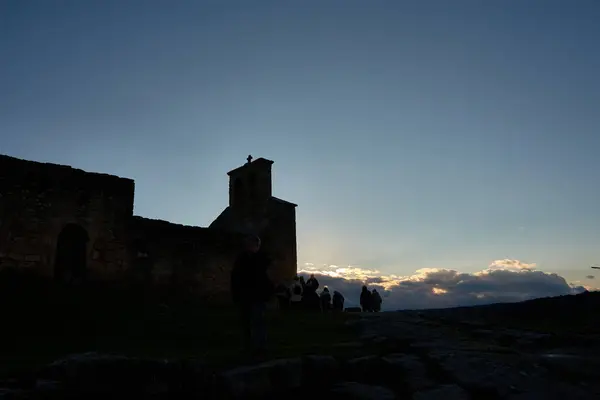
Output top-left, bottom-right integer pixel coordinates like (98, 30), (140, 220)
(271, 196), (298, 207)
(209, 196), (296, 232)
(227, 157), (274, 176)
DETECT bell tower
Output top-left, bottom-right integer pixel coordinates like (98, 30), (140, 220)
(211, 155), (298, 283)
(227, 155), (274, 217)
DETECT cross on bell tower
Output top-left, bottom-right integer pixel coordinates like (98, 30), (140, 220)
(246, 154), (253, 164)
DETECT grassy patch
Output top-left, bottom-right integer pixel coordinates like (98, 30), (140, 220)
(0, 280), (364, 376)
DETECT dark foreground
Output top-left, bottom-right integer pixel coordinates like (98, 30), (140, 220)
(1, 276), (600, 399)
(0, 276), (361, 373)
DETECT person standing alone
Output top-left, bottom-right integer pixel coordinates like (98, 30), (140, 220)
(230, 235), (274, 358)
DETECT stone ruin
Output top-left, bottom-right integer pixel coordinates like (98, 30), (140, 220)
(0, 154), (298, 301)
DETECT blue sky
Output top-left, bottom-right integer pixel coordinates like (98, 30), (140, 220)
(1, 0), (599, 298)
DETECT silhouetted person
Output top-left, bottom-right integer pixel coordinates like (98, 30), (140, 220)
(307, 274), (319, 292)
(275, 283), (290, 310)
(320, 287), (332, 311)
(230, 235), (274, 357)
(299, 276), (306, 292)
(301, 274), (320, 312)
(302, 288), (322, 312)
(290, 276), (303, 310)
(371, 288), (382, 312)
(332, 290), (345, 311)
(360, 285), (372, 312)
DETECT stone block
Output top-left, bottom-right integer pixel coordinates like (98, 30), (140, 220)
(220, 357), (303, 398)
(0, 260), (17, 269)
(413, 384), (470, 400)
(382, 353), (436, 392)
(328, 382), (396, 400)
(302, 355), (340, 386)
(429, 350), (549, 398)
(345, 355), (387, 383)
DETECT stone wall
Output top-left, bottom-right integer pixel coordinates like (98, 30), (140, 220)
(261, 198), (298, 284)
(227, 158), (273, 211)
(209, 204), (297, 286)
(0, 155), (134, 281)
(128, 217), (244, 302)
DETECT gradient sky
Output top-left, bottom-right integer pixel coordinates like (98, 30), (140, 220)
(2, 0), (599, 289)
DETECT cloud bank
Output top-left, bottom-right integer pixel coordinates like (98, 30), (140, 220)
(298, 259), (593, 311)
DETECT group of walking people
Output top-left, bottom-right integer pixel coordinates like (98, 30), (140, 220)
(360, 285), (383, 312)
(229, 234), (381, 358)
(276, 274), (345, 312)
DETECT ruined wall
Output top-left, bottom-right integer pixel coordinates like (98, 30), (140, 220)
(128, 217), (244, 302)
(0, 155), (134, 280)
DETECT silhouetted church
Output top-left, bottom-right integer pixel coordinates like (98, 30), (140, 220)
(0, 154), (297, 301)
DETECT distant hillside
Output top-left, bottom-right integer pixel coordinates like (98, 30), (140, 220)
(407, 291), (600, 333)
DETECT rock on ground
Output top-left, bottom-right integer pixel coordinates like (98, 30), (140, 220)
(413, 384), (470, 400)
(329, 382), (396, 400)
(220, 358), (303, 399)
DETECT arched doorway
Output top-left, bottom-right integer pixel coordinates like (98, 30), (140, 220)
(54, 223), (89, 283)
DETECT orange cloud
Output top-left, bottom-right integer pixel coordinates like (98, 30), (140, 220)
(488, 259), (537, 270)
(298, 259), (592, 310)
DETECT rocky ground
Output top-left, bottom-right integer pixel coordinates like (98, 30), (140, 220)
(2, 309), (600, 399)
